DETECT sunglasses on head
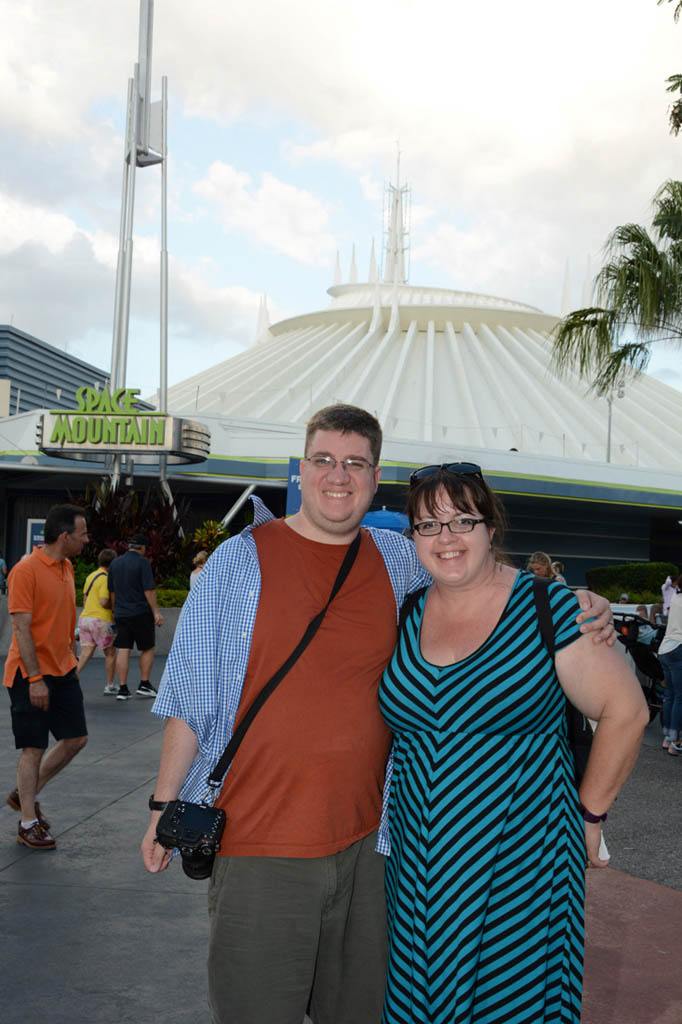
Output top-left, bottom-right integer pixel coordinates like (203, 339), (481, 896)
(409, 462), (483, 486)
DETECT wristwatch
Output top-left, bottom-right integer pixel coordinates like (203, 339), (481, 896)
(148, 795), (168, 811)
(580, 802), (607, 823)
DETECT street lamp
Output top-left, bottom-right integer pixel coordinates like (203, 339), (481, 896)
(606, 380), (625, 463)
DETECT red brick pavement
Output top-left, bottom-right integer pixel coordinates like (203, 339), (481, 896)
(582, 868), (682, 1024)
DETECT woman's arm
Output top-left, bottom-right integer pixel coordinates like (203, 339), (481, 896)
(555, 636), (649, 867)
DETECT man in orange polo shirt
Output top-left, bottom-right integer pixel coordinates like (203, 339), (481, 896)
(3, 504), (89, 850)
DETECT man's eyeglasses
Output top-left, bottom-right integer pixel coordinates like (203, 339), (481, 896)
(409, 462), (483, 485)
(412, 516), (486, 536)
(304, 455), (375, 474)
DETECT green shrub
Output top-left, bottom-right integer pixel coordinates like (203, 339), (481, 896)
(585, 561), (677, 599)
(73, 558), (97, 593)
(598, 587), (660, 605)
(162, 569), (191, 591)
(156, 588), (189, 608)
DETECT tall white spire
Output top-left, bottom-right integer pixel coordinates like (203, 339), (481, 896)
(383, 146), (409, 285)
(349, 243), (358, 284)
(368, 238), (377, 283)
(255, 292), (271, 343)
(334, 250), (342, 286)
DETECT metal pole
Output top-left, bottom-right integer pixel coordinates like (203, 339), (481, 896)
(118, 62), (141, 391)
(159, 75), (169, 484)
(220, 484), (257, 528)
(606, 393), (613, 463)
(113, 65), (141, 490)
(111, 76), (135, 393)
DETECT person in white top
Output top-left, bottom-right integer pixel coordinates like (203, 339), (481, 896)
(658, 582), (682, 754)
(189, 550), (208, 590)
(661, 574), (678, 616)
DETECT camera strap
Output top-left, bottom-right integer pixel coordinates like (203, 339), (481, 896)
(205, 529), (362, 792)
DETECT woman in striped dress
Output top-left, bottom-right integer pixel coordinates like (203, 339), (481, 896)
(379, 463), (648, 1024)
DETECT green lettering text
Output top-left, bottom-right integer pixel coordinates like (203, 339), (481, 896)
(49, 415), (72, 444)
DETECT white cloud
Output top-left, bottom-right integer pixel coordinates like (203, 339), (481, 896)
(193, 162), (337, 265)
(3, 0), (682, 398)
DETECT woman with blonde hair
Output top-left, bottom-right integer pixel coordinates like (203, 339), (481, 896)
(189, 550), (208, 590)
(527, 550), (555, 579)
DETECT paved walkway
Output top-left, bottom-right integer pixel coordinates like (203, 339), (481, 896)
(1, 658), (681, 1023)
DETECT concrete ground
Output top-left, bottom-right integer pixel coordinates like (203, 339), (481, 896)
(1, 657), (681, 1024)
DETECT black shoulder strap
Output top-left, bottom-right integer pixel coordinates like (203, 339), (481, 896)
(532, 576), (555, 658)
(208, 529), (362, 788)
(84, 571), (107, 598)
(398, 586), (428, 632)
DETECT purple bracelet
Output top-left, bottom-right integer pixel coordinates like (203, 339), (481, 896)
(580, 802), (607, 823)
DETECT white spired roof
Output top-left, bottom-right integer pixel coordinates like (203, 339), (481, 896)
(165, 167), (682, 472)
(165, 278), (682, 471)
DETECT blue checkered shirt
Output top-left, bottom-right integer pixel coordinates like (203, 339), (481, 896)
(151, 495), (430, 855)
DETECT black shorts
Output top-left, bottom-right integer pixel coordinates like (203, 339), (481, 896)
(114, 611), (155, 651)
(8, 669), (88, 750)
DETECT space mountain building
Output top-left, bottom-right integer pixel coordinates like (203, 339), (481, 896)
(1, 172), (681, 579)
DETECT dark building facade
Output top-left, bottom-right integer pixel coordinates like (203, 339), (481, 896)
(0, 324), (109, 416)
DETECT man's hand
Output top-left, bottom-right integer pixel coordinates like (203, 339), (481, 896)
(154, 613), (163, 628)
(574, 590), (616, 645)
(28, 679), (49, 711)
(142, 819), (172, 873)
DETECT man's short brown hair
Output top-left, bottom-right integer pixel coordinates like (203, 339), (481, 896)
(304, 405), (382, 465)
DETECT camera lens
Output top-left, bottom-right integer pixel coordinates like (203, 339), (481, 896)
(181, 848), (216, 880)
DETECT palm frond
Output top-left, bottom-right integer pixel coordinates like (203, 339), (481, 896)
(652, 180), (682, 240)
(591, 343), (652, 395)
(551, 179), (682, 394)
(551, 307), (621, 381)
(658, 0), (682, 22)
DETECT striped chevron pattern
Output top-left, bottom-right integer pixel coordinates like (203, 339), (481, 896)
(379, 573), (586, 1024)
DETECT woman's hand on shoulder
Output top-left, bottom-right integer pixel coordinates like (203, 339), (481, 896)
(574, 589), (616, 645)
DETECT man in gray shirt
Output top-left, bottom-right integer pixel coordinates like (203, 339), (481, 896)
(108, 534), (163, 701)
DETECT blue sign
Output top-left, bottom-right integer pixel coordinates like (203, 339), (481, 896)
(26, 518), (45, 554)
(286, 456), (302, 515)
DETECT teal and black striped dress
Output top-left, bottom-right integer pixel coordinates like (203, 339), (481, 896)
(379, 573), (585, 1024)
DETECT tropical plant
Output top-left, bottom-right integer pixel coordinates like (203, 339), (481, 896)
(71, 478), (192, 585)
(551, 180), (682, 393)
(659, 2), (682, 132)
(192, 519), (228, 555)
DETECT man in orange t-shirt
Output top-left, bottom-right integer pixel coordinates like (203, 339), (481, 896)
(3, 504), (89, 850)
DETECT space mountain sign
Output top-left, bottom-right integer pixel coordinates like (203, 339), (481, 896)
(36, 386), (210, 465)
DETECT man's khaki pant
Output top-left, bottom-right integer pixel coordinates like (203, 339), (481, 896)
(207, 830), (387, 1024)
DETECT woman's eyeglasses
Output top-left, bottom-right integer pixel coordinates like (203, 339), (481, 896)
(412, 516), (486, 536)
(409, 462), (483, 486)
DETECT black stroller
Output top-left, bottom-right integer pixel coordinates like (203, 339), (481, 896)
(612, 613), (665, 723)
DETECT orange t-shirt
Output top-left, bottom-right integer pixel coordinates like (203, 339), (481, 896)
(216, 520), (397, 857)
(2, 548), (78, 686)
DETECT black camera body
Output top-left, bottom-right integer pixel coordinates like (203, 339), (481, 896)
(155, 800), (226, 880)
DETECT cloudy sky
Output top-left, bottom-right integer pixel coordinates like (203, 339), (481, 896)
(2, 0), (682, 399)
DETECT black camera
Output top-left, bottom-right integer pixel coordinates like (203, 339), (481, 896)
(155, 800), (226, 880)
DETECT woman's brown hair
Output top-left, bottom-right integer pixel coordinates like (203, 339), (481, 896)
(406, 468), (508, 561)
